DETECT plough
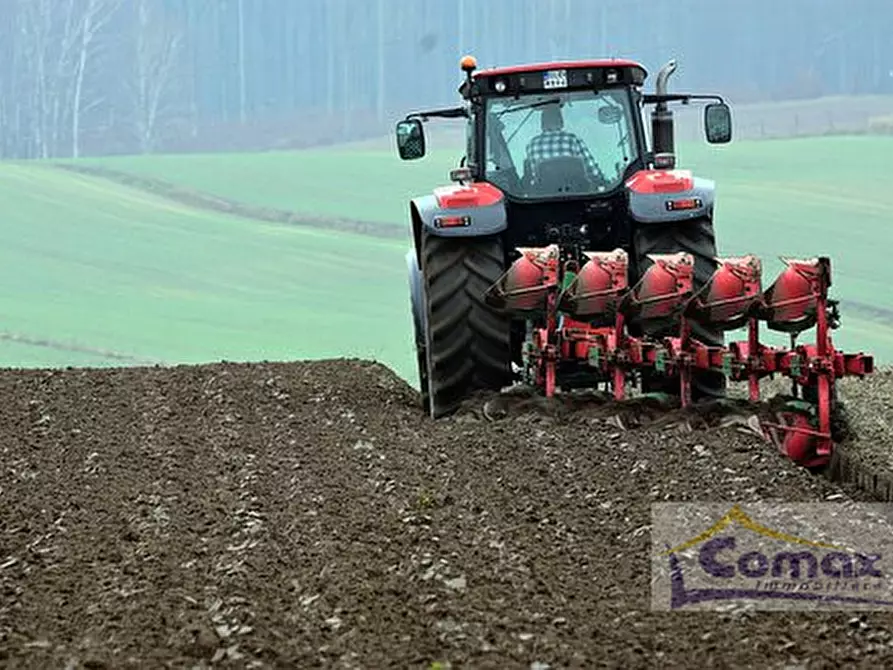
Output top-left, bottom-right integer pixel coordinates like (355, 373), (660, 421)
(484, 247), (874, 468)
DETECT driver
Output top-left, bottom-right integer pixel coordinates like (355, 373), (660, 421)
(524, 103), (601, 183)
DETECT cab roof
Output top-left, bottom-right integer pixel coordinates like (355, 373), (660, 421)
(474, 59), (647, 79)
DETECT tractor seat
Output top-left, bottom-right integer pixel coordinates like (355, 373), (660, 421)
(531, 155), (591, 194)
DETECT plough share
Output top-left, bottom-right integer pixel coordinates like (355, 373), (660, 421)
(485, 246), (874, 468)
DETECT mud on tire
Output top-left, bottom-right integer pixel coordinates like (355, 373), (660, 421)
(419, 230), (514, 417)
(630, 216), (726, 399)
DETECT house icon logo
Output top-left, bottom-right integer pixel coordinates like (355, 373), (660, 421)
(651, 503), (893, 611)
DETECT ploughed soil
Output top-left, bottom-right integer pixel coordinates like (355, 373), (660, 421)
(2, 359), (893, 669)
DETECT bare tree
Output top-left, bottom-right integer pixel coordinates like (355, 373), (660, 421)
(376, 0), (385, 122)
(71, 0), (123, 157)
(129, 0), (184, 152)
(237, 0), (246, 124)
(19, 0), (55, 157)
(11, 0), (120, 158)
(0, 4), (27, 157)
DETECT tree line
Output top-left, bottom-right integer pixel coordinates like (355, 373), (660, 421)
(0, 0), (890, 159)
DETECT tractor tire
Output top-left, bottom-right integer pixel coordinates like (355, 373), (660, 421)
(406, 251), (431, 413)
(630, 216), (726, 400)
(419, 230), (514, 418)
(415, 338), (431, 413)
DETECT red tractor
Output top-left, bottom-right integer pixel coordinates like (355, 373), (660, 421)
(396, 56), (872, 468)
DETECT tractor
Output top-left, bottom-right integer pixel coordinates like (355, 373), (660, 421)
(395, 56), (873, 468)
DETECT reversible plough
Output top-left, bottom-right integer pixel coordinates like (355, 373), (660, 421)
(484, 247), (874, 468)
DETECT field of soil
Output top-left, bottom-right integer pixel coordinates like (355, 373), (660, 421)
(2, 359), (893, 668)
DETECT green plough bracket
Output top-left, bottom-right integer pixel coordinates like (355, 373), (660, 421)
(588, 346), (600, 368)
(638, 392), (674, 405)
(561, 271), (577, 291)
(722, 353), (732, 377)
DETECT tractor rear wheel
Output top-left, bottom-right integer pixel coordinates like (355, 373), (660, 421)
(630, 217), (726, 400)
(418, 230), (514, 417)
(410, 301), (431, 413)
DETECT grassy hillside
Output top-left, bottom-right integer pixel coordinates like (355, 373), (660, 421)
(682, 136), (892, 305)
(81, 137), (893, 276)
(74, 135), (893, 359)
(74, 149), (443, 226)
(0, 163), (415, 378)
(4, 133), (891, 380)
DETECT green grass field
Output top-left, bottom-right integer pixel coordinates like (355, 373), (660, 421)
(0, 162), (415, 379)
(73, 149), (439, 225)
(5, 133), (893, 382)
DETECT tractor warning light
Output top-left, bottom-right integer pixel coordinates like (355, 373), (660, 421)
(666, 198), (702, 211)
(460, 55), (477, 72)
(434, 215), (471, 228)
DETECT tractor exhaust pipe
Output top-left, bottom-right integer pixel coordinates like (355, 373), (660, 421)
(651, 59), (677, 168)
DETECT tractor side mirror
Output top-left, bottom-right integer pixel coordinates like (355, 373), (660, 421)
(396, 119), (426, 160)
(704, 102), (732, 144)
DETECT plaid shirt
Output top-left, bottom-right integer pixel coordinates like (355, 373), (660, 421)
(524, 130), (600, 180)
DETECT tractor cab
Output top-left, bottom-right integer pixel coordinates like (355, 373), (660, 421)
(480, 72), (641, 200)
(396, 56), (732, 204)
(466, 59), (650, 202)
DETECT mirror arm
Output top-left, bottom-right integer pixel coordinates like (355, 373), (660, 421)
(642, 93), (725, 106)
(406, 106), (469, 122)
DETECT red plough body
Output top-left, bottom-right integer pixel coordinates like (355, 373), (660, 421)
(485, 247), (874, 468)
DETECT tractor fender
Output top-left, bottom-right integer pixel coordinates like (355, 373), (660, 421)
(411, 181), (508, 240)
(625, 169), (716, 224)
(406, 248), (426, 337)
